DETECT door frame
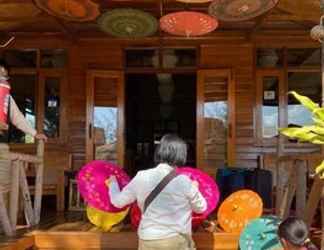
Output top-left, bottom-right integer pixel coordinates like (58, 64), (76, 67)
(196, 69), (236, 172)
(86, 69), (125, 166)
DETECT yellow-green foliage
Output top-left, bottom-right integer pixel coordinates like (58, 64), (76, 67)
(279, 91), (324, 178)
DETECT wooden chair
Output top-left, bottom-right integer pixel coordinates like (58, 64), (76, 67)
(0, 139), (44, 236)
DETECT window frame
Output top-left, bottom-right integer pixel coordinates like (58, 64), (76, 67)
(255, 46), (321, 147)
(6, 49), (68, 146)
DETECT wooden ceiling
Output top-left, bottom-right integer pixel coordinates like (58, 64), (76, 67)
(0, 0), (320, 39)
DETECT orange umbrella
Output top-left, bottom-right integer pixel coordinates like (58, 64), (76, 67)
(176, 0), (213, 3)
(34, 0), (100, 22)
(160, 11), (218, 37)
(217, 190), (263, 233)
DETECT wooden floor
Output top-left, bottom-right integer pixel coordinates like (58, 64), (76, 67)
(0, 212), (240, 250)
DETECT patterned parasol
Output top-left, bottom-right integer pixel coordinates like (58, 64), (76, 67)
(217, 190), (263, 233)
(130, 167), (220, 229)
(77, 160), (131, 213)
(239, 216), (282, 250)
(34, 0), (100, 22)
(176, 0), (213, 3)
(97, 9), (158, 38)
(208, 0), (279, 22)
(160, 11), (218, 37)
(87, 206), (129, 232)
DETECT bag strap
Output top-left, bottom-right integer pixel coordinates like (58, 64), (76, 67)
(143, 169), (177, 213)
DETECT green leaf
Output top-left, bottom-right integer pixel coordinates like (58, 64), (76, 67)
(289, 91), (319, 112)
(279, 127), (324, 144)
(313, 108), (324, 121)
(312, 117), (324, 127)
(315, 160), (324, 178)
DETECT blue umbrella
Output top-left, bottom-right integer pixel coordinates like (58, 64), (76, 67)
(240, 216), (283, 250)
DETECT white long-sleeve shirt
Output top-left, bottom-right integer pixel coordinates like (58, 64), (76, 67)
(109, 163), (207, 240)
(9, 96), (36, 136)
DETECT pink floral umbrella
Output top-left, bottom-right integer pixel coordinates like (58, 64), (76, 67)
(77, 160), (130, 212)
(131, 167), (220, 229)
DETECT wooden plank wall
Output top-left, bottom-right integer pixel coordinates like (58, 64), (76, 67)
(68, 41), (123, 169)
(200, 43), (257, 168)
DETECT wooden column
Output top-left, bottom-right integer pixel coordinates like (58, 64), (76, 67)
(9, 161), (19, 229)
(34, 140), (44, 224)
(295, 160), (307, 217)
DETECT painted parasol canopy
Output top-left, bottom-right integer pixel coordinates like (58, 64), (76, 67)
(77, 160), (131, 213)
(97, 9), (158, 38)
(208, 0), (279, 22)
(217, 190), (263, 233)
(130, 167), (220, 229)
(87, 206), (129, 232)
(176, 0), (213, 3)
(34, 0), (100, 22)
(160, 11), (218, 37)
(239, 216), (282, 250)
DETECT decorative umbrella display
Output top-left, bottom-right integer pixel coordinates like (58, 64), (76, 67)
(77, 160), (131, 212)
(208, 0), (279, 22)
(97, 9), (158, 38)
(87, 206), (129, 232)
(176, 0), (213, 3)
(131, 167), (220, 229)
(34, 0), (100, 22)
(239, 216), (282, 250)
(217, 190), (263, 233)
(160, 11), (218, 37)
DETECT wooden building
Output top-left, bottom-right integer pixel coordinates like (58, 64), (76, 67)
(0, 0), (323, 249)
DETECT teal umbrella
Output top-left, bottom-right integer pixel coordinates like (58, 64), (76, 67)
(240, 216), (283, 250)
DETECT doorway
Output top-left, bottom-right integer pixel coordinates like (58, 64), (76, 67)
(125, 73), (196, 176)
(85, 69), (236, 177)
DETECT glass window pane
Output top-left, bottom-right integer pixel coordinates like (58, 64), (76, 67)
(203, 76), (228, 170)
(44, 77), (60, 138)
(288, 72), (321, 126)
(287, 48), (320, 67)
(3, 49), (37, 68)
(262, 76), (279, 138)
(94, 77), (118, 163)
(40, 49), (67, 68)
(162, 48), (196, 68)
(257, 48), (282, 68)
(125, 49), (157, 68)
(8, 74), (36, 143)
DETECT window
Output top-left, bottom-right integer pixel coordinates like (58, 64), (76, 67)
(256, 47), (321, 145)
(2, 49), (67, 144)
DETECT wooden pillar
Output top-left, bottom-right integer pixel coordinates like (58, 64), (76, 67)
(0, 193), (13, 236)
(9, 160), (19, 229)
(296, 160), (307, 217)
(275, 137), (285, 215)
(34, 139), (44, 224)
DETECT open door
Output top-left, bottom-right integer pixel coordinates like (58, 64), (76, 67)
(197, 69), (235, 177)
(86, 70), (125, 167)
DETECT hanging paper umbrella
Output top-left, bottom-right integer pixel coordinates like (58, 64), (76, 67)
(87, 206), (129, 232)
(208, 0), (279, 22)
(160, 11), (218, 37)
(217, 190), (263, 233)
(77, 160), (131, 213)
(176, 0), (213, 3)
(97, 9), (158, 38)
(130, 167), (220, 229)
(34, 0), (100, 22)
(240, 216), (282, 250)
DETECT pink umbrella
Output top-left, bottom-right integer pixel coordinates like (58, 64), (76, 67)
(131, 167), (220, 229)
(160, 11), (218, 37)
(77, 160), (130, 212)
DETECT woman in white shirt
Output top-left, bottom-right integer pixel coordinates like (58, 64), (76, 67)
(106, 134), (207, 250)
